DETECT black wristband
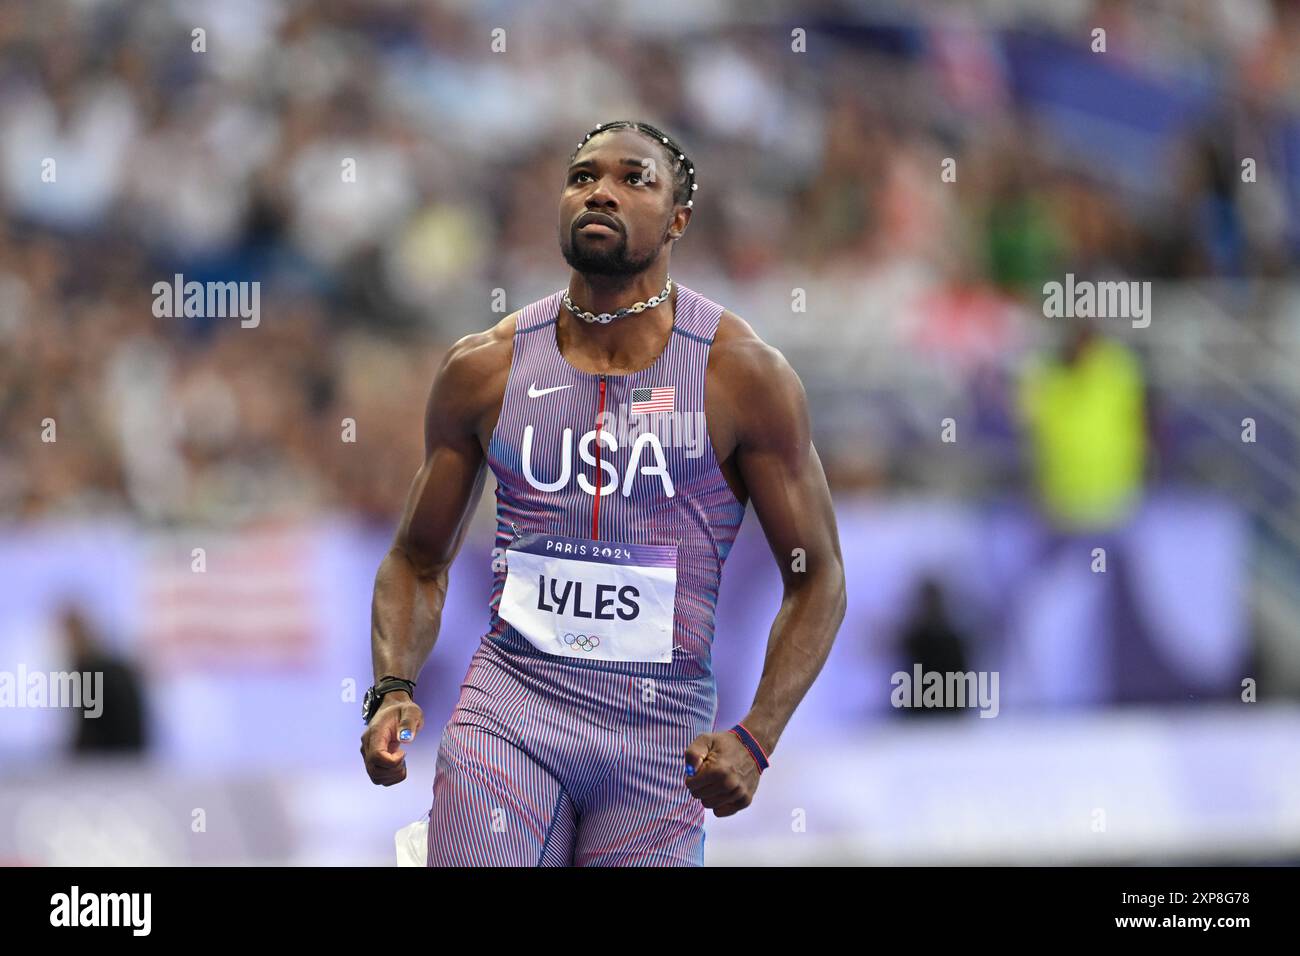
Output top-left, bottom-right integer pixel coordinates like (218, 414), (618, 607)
(362, 676), (417, 723)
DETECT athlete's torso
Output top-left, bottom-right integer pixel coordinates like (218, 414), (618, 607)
(482, 283), (747, 679)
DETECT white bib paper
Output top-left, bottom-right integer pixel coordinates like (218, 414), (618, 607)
(499, 532), (678, 663)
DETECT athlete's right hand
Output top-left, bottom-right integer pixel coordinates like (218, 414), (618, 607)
(361, 693), (424, 786)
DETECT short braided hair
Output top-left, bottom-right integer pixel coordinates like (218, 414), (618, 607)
(568, 120), (698, 209)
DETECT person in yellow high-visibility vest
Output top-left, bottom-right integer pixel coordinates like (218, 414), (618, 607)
(1012, 325), (1155, 706)
(1017, 326), (1148, 532)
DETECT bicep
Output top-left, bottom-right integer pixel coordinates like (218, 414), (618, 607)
(393, 346), (491, 572)
(733, 354), (841, 585)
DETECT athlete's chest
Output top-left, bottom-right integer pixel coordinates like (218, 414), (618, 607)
(492, 373), (715, 500)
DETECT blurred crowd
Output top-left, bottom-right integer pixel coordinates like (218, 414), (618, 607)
(2, 0), (1299, 524)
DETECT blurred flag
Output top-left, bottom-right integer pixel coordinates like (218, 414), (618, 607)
(140, 526), (319, 670)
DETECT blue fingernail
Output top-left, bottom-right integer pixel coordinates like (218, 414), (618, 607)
(399, 729), (413, 742)
(684, 764), (695, 777)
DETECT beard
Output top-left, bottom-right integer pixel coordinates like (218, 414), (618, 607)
(559, 221), (668, 277)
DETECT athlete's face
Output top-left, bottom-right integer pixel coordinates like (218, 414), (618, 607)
(558, 130), (685, 277)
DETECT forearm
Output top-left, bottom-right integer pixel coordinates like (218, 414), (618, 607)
(739, 565), (846, 757)
(370, 544), (450, 683)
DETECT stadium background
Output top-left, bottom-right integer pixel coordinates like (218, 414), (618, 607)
(2, 0), (1299, 864)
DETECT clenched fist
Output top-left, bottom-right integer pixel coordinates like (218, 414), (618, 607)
(360, 692), (424, 786)
(683, 731), (762, 817)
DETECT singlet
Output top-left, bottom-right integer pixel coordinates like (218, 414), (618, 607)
(483, 283), (748, 680)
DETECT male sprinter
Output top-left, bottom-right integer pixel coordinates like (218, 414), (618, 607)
(361, 120), (846, 866)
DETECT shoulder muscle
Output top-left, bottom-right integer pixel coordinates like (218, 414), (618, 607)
(710, 310), (810, 456)
(424, 314), (515, 451)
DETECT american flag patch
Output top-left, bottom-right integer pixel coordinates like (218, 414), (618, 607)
(631, 386), (675, 414)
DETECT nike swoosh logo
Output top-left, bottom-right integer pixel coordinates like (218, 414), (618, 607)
(528, 383), (574, 398)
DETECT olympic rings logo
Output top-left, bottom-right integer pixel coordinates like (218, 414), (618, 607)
(563, 632), (601, 652)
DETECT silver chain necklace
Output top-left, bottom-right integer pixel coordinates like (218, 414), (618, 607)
(562, 276), (673, 324)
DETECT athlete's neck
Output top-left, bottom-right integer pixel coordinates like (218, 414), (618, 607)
(558, 276), (676, 376)
(565, 270), (670, 320)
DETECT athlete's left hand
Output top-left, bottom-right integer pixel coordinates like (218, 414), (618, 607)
(683, 732), (762, 817)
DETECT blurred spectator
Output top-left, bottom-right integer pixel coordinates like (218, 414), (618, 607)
(0, 0), (1292, 526)
(895, 577), (972, 718)
(1011, 326), (1204, 706)
(1017, 325), (1148, 532)
(61, 605), (147, 755)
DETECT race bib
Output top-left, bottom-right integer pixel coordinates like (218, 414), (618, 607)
(498, 532), (678, 663)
